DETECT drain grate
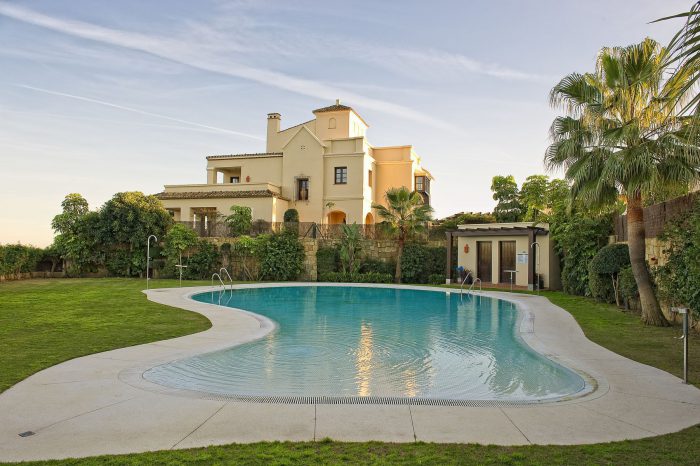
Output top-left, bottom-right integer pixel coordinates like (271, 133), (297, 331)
(18, 431), (35, 437)
(197, 394), (542, 407)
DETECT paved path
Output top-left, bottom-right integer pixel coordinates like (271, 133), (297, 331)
(1, 284), (699, 462)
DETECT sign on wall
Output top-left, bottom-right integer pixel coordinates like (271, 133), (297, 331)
(517, 252), (528, 264)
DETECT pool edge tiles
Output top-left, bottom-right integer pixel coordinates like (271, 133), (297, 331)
(142, 284), (593, 405)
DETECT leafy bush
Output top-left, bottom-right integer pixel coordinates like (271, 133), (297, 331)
(360, 259), (395, 275)
(316, 246), (339, 275)
(231, 236), (264, 281)
(550, 209), (613, 296)
(588, 265), (616, 303)
(588, 243), (630, 306)
(162, 224), (199, 276)
(618, 266), (639, 310)
(400, 243), (446, 284)
(185, 240), (221, 279)
(318, 272), (393, 283)
(428, 273), (445, 285)
(657, 199), (700, 318)
(0, 244), (43, 276)
(283, 209), (299, 223)
(225, 205), (252, 236)
(259, 231), (305, 281)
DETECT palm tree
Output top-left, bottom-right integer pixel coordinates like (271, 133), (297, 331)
(546, 38), (700, 326)
(373, 187), (433, 283)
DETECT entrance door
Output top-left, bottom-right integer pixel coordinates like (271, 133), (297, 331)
(499, 241), (516, 284)
(476, 241), (492, 283)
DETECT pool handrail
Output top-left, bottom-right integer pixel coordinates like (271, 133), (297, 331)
(211, 273), (226, 292)
(219, 268), (234, 291)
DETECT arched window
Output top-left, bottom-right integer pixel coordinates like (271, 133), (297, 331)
(328, 117), (336, 129)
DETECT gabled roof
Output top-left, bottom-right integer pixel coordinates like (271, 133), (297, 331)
(281, 124), (327, 149)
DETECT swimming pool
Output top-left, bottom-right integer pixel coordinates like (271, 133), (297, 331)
(144, 286), (586, 403)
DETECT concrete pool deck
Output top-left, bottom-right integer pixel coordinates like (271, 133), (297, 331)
(0, 283), (699, 462)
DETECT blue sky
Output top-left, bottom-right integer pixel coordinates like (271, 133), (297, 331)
(0, 0), (690, 246)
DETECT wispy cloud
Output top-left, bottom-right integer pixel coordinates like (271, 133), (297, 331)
(14, 84), (264, 140)
(0, 2), (456, 130)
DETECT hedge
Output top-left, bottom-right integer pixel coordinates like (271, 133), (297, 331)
(400, 243), (446, 284)
(318, 272), (394, 283)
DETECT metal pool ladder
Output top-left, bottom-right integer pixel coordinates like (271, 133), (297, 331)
(211, 273), (226, 291)
(460, 272), (482, 298)
(219, 268), (234, 291)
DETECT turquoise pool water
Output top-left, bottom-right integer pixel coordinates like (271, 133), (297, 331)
(144, 286), (585, 401)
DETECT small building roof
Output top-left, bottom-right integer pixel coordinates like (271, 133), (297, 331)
(312, 99), (369, 127)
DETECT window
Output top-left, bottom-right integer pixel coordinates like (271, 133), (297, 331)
(368, 170), (373, 187)
(230, 176), (240, 184)
(328, 117), (336, 129)
(297, 178), (309, 201)
(415, 176), (424, 192)
(334, 167), (347, 184)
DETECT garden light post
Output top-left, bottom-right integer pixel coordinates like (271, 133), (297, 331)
(671, 307), (689, 384)
(146, 235), (158, 290)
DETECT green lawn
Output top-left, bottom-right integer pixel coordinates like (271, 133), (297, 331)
(0, 278), (212, 393)
(0, 279), (698, 465)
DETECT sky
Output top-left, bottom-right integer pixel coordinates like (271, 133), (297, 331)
(0, 0), (692, 246)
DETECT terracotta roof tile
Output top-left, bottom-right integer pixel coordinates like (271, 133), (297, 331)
(312, 103), (353, 113)
(156, 190), (284, 200)
(206, 152), (282, 160)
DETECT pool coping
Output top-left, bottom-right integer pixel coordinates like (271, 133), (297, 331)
(1, 283), (699, 461)
(125, 283), (598, 407)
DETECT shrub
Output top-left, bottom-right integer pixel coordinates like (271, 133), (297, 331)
(588, 265), (616, 303)
(259, 230), (304, 281)
(185, 240), (221, 279)
(657, 199), (700, 318)
(618, 266), (639, 310)
(428, 273), (445, 285)
(225, 206), (252, 236)
(231, 236), (264, 281)
(588, 243), (630, 306)
(550, 209), (613, 296)
(318, 272), (393, 283)
(360, 259), (395, 275)
(400, 243), (446, 284)
(283, 209), (299, 223)
(316, 246), (339, 275)
(0, 244), (43, 276)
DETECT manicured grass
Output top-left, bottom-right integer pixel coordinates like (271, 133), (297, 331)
(1, 279), (698, 465)
(0, 278), (212, 393)
(0, 423), (697, 465)
(442, 286), (699, 386)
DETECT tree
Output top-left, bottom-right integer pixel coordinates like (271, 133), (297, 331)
(225, 205), (252, 236)
(491, 175), (524, 222)
(589, 243), (631, 307)
(339, 223), (362, 274)
(283, 209), (299, 223)
(546, 38), (700, 326)
(51, 193), (89, 235)
(520, 175), (550, 221)
(163, 224), (198, 268)
(100, 192), (173, 277)
(372, 187), (433, 283)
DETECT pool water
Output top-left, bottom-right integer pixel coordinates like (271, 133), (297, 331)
(144, 286), (585, 401)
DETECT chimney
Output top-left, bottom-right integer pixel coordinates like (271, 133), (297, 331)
(335, 99), (340, 105)
(266, 113), (281, 152)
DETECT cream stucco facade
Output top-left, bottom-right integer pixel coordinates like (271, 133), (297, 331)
(157, 101), (434, 226)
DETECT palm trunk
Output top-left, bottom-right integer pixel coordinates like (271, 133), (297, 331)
(395, 237), (404, 284)
(627, 193), (668, 326)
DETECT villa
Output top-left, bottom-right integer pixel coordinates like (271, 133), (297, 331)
(156, 100), (434, 226)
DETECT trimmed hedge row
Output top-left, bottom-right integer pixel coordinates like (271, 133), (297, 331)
(317, 272), (394, 283)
